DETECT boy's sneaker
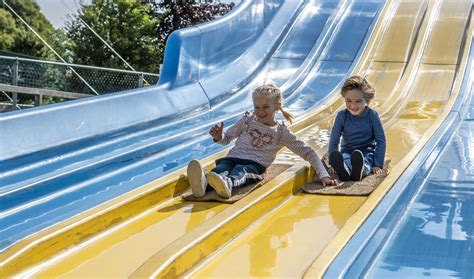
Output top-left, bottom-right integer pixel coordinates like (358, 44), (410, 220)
(329, 151), (351, 181)
(187, 160), (207, 197)
(350, 150), (364, 181)
(207, 172), (233, 199)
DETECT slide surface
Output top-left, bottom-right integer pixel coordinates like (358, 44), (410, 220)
(1, 0), (384, 276)
(3, 0), (472, 278)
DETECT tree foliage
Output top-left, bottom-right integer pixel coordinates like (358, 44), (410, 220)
(66, 0), (161, 73)
(0, 0), (60, 59)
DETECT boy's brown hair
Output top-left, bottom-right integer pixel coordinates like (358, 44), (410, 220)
(341, 75), (375, 104)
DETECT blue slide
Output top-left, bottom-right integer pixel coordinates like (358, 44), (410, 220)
(0, 0), (385, 251)
(325, 37), (474, 278)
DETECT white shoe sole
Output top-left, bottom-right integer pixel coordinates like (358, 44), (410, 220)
(208, 172), (232, 199)
(187, 160), (206, 197)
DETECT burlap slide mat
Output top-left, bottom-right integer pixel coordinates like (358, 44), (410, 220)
(182, 164), (291, 203)
(302, 156), (390, 196)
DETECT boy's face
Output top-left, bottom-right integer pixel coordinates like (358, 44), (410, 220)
(253, 96), (280, 125)
(344, 89), (367, 116)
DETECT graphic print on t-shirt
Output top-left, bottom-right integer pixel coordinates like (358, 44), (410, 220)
(249, 129), (273, 148)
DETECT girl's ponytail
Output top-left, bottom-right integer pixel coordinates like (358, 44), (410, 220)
(280, 107), (294, 124)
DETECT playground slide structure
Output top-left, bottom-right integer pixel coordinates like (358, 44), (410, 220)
(1, 0), (385, 276)
(1, 0), (472, 277)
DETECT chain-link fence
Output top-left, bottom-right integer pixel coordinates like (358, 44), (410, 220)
(0, 55), (160, 112)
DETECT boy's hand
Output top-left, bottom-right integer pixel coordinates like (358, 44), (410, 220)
(327, 166), (336, 175)
(371, 166), (384, 174)
(321, 176), (338, 187)
(209, 122), (224, 141)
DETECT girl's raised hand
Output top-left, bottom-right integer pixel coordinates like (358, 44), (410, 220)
(209, 122), (224, 141)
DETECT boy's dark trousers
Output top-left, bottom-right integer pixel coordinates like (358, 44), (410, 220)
(342, 147), (375, 177)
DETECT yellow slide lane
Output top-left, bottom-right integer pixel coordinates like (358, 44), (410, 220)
(21, 199), (226, 277)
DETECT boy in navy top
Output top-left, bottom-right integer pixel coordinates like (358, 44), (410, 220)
(328, 76), (386, 181)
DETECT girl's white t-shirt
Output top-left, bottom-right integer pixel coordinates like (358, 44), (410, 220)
(217, 113), (329, 179)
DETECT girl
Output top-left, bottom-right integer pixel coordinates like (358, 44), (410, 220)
(187, 84), (338, 198)
(328, 76), (386, 181)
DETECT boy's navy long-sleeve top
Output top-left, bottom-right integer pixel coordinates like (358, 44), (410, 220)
(328, 107), (386, 168)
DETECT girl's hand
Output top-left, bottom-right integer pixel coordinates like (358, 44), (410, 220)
(209, 122), (224, 141)
(321, 176), (338, 187)
(328, 166), (336, 175)
(372, 166), (384, 174)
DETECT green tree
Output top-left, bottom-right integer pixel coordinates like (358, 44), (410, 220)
(66, 0), (162, 73)
(0, 9), (19, 49)
(0, 0), (61, 59)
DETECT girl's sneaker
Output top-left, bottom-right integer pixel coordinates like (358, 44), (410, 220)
(207, 172), (233, 198)
(329, 151), (351, 181)
(350, 150), (364, 181)
(187, 160), (207, 197)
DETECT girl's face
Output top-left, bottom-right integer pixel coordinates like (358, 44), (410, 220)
(344, 89), (367, 116)
(253, 96), (280, 125)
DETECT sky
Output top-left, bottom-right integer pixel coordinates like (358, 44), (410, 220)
(35, 0), (91, 28)
(35, 0), (238, 29)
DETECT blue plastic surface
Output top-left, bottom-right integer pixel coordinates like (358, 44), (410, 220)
(325, 38), (474, 278)
(0, 0), (385, 251)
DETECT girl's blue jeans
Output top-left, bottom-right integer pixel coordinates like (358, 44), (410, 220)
(211, 157), (266, 187)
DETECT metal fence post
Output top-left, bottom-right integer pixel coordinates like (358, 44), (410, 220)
(138, 73), (144, 87)
(34, 94), (43, 106)
(12, 58), (19, 110)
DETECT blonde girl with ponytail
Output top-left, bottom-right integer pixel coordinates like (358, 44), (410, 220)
(187, 84), (338, 199)
(251, 84), (294, 124)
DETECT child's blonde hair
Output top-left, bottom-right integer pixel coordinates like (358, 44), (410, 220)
(341, 75), (375, 104)
(252, 84), (294, 123)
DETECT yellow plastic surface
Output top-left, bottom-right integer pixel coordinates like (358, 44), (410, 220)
(188, 194), (365, 278)
(29, 199), (226, 278)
